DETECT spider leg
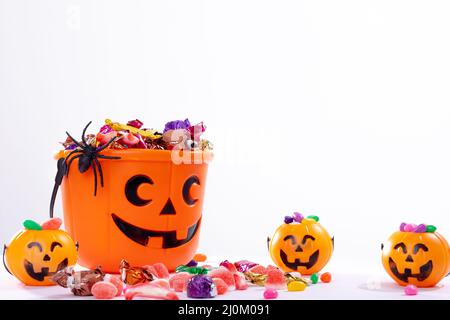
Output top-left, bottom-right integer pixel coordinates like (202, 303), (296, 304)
(65, 149), (83, 160)
(65, 131), (84, 149)
(96, 154), (121, 160)
(65, 154), (82, 176)
(96, 136), (117, 152)
(81, 121), (92, 146)
(93, 157), (104, 187)
(91, 158), (98, 196)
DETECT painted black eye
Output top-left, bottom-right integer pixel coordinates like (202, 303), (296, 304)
(27, 242), (43, 252)
(302, 235), (316, 245)
(51, 242), (62, 252)
(413, 243), (429, 254)
(283, 235), (296, 245)
(183, 176), (200, 205)
(125, 175), (153, 206)
(394, 242), (407, 254)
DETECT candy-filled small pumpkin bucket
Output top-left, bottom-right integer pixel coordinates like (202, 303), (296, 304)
(55, 149), (212, 273)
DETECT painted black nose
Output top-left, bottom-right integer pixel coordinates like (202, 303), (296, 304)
(160, 198), (176, 215)
(406, 255), (414, 262)
(43, 254), (51, 261)
(295, 245), (303, 252)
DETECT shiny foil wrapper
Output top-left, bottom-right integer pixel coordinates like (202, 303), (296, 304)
(243, 271), (268, 286)
(51, 266), (104, 296)
(284, 273), (311, 286)
(120, 260), (153, 285)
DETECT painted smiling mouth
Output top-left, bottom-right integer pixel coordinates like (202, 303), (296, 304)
(280, 249), (319, 270)
(111, 213), (201, 249)
(24, 258), (68, 281)
(388, 257), (433, 282)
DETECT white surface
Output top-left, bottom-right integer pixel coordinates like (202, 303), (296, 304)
(1, 265), (450, 300)
(2, 0), (450, 289)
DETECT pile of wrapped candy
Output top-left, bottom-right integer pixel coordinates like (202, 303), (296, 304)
(51, 254), (331, 300)
(61, 118), (213, 151)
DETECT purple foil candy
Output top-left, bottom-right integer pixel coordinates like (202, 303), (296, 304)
(234, 260), (258, 273)
(186, 275), (216, 298)
(400, 222), (407, 232)
(284, 216), (294, 224)
(293, 212), (304, 223)
(65, 144), (77, 150)
(414, 224), (426, 233)
(186, 260), (198, 267)
(163, 119), (191, 133)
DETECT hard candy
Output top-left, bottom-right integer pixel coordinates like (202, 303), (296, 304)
(287, 281), (306, 291)
(284, 216), (294, 224)
(193, 253), (207, 262)
(404, 285), (418, 296)
(320, 272), (332, 283)
(310, 273), (319, 284)
(263, 289), (278, 299)
(293, 212), (304, 223)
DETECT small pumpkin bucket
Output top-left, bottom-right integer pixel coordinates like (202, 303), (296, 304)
(54, 149), (212, 272)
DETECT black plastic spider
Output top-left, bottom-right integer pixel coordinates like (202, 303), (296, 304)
(64, 121), (121, 195)
(50, 121), (121, 218)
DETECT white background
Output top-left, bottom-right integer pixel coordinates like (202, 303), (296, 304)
(2, 0), (450, 283)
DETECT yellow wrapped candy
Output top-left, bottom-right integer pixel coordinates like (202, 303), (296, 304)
(104, 119), (161, 139)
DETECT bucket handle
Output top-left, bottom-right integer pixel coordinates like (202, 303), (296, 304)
(3, 245), (12, 275)
(49, 158), (67, 218)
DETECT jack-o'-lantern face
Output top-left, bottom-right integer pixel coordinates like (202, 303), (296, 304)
(60, 150), (212, 272)
(111, 174), (202, 248)
(269, 217), (334, 275)
(5, 223), (78, 286)
(382, 225), (450, 287)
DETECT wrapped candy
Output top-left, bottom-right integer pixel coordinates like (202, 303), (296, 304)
(244, 271), (268, 286)
(51, 267), (104, 296)
(120, 260), (153, 285)
(60, 118), (211, 151)
(127, 119), (144, 129)
(163, 119), (191, 132)
(234, 260), (258, 273)
(186, 275), (217, 299)
(175, 265), (208, 275)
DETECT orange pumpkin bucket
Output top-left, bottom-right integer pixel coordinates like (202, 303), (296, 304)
(55, 149), (212, 273)
(51, 119), (213, 273)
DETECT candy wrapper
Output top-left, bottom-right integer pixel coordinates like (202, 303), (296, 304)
(61, 118), (212, 151)
(186, 275), (217, 298)
(51, 267), (104, 296)
(120, 259), (153, 285)
(234, 260), (258, 273)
